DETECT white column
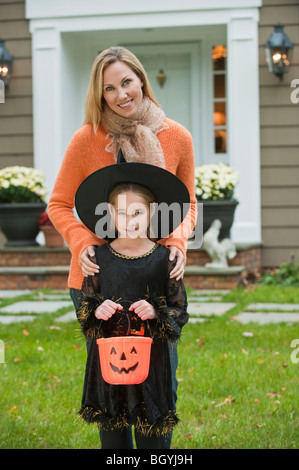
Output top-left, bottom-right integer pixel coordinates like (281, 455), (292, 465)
(31, 26), (62, 201)
(227, 15), (261, 243)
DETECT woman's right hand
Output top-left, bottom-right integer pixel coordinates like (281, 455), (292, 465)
(95, 300), (123, 320)
(80, 246), (100, 277)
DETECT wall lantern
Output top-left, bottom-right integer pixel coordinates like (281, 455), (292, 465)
(0, 39), (14, 87)
(264, 24), (293, 81)
(157, 69), (166, 88)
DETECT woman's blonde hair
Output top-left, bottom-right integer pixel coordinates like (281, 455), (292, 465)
(84, 46), (159, 133)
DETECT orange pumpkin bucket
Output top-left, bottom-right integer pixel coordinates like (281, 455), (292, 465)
(96, 300), (153, 385)
(97, 336), (153, 385)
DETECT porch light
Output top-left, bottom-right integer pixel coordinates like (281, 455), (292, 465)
(0, 39), (13, 87)
(264, 24), (293, 81)
(157, 69), (166, 88)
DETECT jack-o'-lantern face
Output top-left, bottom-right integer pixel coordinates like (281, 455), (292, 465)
(97, 336), (153, 385)
(109, 345), (139, 375)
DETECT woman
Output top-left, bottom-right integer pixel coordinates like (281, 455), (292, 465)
(48, 46), (197, 308)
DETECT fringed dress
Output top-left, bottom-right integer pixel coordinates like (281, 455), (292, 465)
(77, 243), (188, 437)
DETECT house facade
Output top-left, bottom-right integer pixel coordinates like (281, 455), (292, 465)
(0, 0), (298, 269)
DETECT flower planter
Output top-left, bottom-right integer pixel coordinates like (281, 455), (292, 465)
(40, 225), (64, 248)
(0, 202), (46, 246)
(199, 198), (239, 240)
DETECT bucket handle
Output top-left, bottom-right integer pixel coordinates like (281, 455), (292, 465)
(117, 299), (152, 338)
(97, 299), (153, 338)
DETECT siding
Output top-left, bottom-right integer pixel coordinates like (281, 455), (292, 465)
(0, 0), (33, 169)
(259, 0), (299, 266)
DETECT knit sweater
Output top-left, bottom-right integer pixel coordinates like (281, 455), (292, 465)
(47, 118), (197, 289)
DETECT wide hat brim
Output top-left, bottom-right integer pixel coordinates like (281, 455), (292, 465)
(75, 162), (190, 241)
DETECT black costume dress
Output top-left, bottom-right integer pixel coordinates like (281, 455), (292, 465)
(77, 243), (188, 437)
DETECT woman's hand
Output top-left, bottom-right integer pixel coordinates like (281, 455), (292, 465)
(80, 246), (99, 277)
(168, 246), (185, 280)
(129, 300), (157, 321)
(95, 300), (123, 321)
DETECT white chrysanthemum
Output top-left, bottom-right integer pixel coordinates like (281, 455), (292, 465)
(0, 166), (46, 202)
(194, 163), (238, 200)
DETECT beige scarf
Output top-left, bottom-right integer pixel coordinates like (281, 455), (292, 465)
(102, 97), (166, 169)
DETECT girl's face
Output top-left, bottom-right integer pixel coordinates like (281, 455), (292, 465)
(112, 190), (150, 239)
(102, 61), (144, 118)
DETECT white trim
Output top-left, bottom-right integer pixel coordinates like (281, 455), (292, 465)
(26, 0), (262, 19)
(31, 27), (62, 197)
(227, 16), (261, 243)
(28, 9), (260, 34)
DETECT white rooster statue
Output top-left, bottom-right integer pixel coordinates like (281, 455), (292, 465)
(203, 219), (237, 268)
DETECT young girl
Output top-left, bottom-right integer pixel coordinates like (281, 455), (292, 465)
(75, 161), (189, 450)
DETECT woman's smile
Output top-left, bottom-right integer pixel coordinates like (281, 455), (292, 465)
(103, 61), (144, 117)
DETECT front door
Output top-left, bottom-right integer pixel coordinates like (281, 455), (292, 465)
(123, 43), (200, 163)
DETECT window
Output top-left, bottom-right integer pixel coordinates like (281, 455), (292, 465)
(212, 45), (227, 154)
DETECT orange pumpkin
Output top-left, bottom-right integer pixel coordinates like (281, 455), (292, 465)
(97, 336), (153, 385)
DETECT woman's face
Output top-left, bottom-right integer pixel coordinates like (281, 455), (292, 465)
(102, 61), (144, 117)
(112, 190), (150, 239)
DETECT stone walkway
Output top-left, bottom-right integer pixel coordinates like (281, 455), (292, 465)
(0, 289), (299, 325)
(0, 290), (76, 324)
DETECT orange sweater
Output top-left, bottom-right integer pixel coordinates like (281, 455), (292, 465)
(48, 118), (197, 289)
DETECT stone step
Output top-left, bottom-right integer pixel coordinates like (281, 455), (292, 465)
(0, 266), (69, 275)
(0, 264), (246, 290)
(0, 265), (69, 290)
(184, 265), (245, 289)
(0, 246), (71, 267)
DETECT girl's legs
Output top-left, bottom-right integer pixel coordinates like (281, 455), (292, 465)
(135, 430), (172, 449)
(70, 287), (82, 312)
(168, 341), (178, 405)
(99, 428), (134, 449)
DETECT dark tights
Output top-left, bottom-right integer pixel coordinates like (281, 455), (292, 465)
(99, 428), (172, 449)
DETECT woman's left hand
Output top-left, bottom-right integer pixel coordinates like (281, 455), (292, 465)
(168, 246), (185, 280)
(129, 300), (157, 321)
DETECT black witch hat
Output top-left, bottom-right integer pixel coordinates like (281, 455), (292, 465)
(75, 150), (190, 240)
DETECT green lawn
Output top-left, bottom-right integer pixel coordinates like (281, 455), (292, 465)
(0, 286), (298, 449)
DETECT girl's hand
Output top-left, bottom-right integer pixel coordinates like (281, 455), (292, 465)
(80, 246), (99, 277)
(95, 300), (123, 320)
(129, 300), (157, 321)
(168, 246), (185, 280)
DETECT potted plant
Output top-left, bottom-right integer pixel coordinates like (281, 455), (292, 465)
(195, 163), (239, 239)
(38, 211), (64, 247)
(0, 166), (47, 246)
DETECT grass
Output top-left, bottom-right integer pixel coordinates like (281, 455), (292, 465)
(0, 286), (298, 449)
